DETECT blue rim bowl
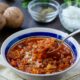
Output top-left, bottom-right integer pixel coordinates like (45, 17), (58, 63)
(1, 28), (80, 80)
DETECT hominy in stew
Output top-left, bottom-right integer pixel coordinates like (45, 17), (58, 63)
(7, 37), (74, 74)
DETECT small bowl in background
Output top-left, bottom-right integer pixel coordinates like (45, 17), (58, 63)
(28, 0), (60, 23)
(59, 1), (80, 32)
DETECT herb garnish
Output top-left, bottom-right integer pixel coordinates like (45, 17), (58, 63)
(64, 0), (80, 6)
(22, 0), (50, 8)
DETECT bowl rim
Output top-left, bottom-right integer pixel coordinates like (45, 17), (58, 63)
(28, 0), (60, 15)
(1, 27), (80, 77)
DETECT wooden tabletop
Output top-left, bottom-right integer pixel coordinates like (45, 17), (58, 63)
(0, 0), (80, 47)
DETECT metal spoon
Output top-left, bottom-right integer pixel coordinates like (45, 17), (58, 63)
(48, 29), (80, 53)
(63, 29), (80, 41)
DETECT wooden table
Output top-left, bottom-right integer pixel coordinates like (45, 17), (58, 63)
(0, 0), (80, 47)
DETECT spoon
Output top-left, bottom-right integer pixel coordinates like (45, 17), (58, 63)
(63, 29), (80, 41)
(48, 29), (80, 53)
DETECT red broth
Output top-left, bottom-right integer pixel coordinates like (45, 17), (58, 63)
(7, 37), (74, 74)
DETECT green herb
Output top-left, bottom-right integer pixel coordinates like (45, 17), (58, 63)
(76, 0), (80, 6)
(22, 0), (50, 8)
(64, 0), (72, 6)
(39, 0), (50, 3)
(22, 0), (30, 8)
(64, 0), (80, 6)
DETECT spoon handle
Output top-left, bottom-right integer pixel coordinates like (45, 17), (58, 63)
(63, 29), (80, 41)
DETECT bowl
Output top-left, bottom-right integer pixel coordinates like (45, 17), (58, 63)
(59, 1), (80, 32)
(28, 0), (60, 23)
(1, 28), (80, 80)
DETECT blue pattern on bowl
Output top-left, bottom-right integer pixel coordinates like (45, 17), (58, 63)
(5, 32), (77, 60)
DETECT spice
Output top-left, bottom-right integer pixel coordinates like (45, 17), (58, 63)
(38, 7), (55, 22)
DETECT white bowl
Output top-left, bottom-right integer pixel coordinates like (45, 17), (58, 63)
(1, 28), (80, 80)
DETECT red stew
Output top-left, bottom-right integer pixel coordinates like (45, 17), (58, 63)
(7, 37), (74, 74)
